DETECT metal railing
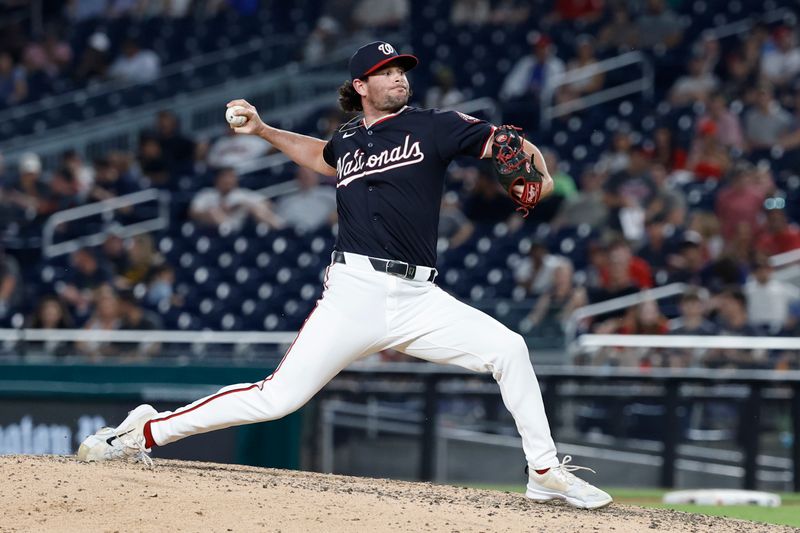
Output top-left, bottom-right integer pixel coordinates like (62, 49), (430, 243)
(42, 189), (171, 258)
(540, 51), (654, 129)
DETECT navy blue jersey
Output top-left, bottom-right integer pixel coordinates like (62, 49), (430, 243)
(323, 106), (495, 267)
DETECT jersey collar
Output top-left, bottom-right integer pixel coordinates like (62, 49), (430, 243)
(362, 106), (409, 129)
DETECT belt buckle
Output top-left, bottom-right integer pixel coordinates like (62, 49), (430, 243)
(386, 260), (409, 279)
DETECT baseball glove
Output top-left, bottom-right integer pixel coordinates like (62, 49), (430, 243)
(491, 125), (544, 217)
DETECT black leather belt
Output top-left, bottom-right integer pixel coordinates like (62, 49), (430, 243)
(332, 251), (437, 282)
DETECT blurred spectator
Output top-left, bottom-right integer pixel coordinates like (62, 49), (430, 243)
(588, 242), (641, 328)
(499, 34), (564, 126)
(5, 153), (56, 227)
(603, 147), (656, 241)
(74, 32), (110, 85)
(669, 55), (719, 107)
(207, 127), (273, 169)
(490, 0), (530, 25)
(723, 31), (763, 99)
(48, 167), (82, 211)
(304, 16), (341, 63)
(698, 94), (745, 153)
(109, 37), (161, 84)
(0, 51), (27, 106)
(57, 248), (114, 318)
(670, 288), (717, 335)
(103, 233), (130, 276)
(744, 256), (800, 334)
(190, 167), (283, 232)
(0, 246), (21, 321)
(513, 240), (568, 296)
(646, 163), (686, 227)
(550, 0), (603, 24)
(668, 231), (707, 285)
(635, 0), (683, 50)
(61, 149), (94, 198)
(564, 35), (604, 101)
(450, 0), (491, 26)
(462, 169), (516, 224)
(704, 287), (763, 369)
(744, 82), (792, 155)
(352, 0), (408, 30)
(25, 295), (74, 357)
(760, 26), (800, 88)
(526, 261), (586, 337)
(77, 284), (123, 361)
(715, 161), (771, 243)
(778, 87), (800, 168)
(138, 134), (170, 187)
(652, 126), (687, 172)
(89, 157), (140, 202)
(694, 34), (721, 77)
(118, 291), (163, 360)
(687, 211), (724, 260)
(67, 0), (107, 21)
(424, 67), (465, 109)
(119, 234), (163, 287)
(636, 213), (672, 273)
(274, 167), (336, 233)
(756, 206), (800, 256)
(597, 5), (638, 53)
(155, 111), (196, 175)
(597, 130), (632, 175)
(617, 300), (668, 335)
(599, 239), (653, 290)
(551, 165), (608, 230)
(438, 191), (474, 249)
(686, 119), (731, 181)
(146, 263), (181, 308)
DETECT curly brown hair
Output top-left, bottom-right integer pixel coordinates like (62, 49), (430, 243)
(338, 80), (363, 113)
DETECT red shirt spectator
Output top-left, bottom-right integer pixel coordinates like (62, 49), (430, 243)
(756, 209), (800, 255)
(715, 162), (770, 241)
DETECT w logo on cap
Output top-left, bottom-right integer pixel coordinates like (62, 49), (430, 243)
(377, 43), (395, 55)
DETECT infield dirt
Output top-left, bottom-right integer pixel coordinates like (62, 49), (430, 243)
(0, 455), (795, 533)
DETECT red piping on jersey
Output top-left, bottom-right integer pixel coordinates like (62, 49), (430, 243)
(148, 266), (333, 428)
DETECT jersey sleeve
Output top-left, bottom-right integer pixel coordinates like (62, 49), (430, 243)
(322, 138), (336, 168)
(432, 109), (496, 161)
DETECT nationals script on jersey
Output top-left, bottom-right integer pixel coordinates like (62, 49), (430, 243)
(322, 106), (495, 267)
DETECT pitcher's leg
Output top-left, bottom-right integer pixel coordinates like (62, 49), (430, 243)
(396, 287), (558, 469)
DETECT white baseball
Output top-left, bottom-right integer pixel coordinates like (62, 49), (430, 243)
(226, 106), (248, 127)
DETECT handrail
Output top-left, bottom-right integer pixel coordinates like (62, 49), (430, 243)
(0, 328), (297, 344)
(42, 189), (170, 258)
(576, 334), (800, 351)
(770, 248), (800, 269)
(701, 7), (792, 41)
(540, 51), (653, 129)
(563, 283), (687, 344)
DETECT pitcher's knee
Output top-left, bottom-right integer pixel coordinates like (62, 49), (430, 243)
(496, 332), (531, 368)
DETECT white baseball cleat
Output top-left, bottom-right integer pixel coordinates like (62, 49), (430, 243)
(77, 404), (157, 466)
(525, 455), (613, 509)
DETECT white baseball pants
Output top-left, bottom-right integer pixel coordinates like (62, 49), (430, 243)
(148, 252), (559, 469)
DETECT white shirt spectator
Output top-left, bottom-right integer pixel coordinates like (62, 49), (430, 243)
(191, 187), (262, 232)
(109, 48), (161, 84)
(207, 134), (271, 169)
(500, 54), (565, 101)
(275, 187), (337, 233)
(514, 253), (569, 295)
(745, 277), (800, 332)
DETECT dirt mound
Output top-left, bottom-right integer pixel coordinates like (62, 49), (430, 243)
(0, 455), (792, 533)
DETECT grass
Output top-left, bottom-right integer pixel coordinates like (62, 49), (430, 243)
(466, 484), (800, 528)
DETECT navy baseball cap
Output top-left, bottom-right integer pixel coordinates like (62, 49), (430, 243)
(349, 41), (418, 80)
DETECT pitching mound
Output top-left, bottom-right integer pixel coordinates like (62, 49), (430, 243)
(0, 456), (792, 533)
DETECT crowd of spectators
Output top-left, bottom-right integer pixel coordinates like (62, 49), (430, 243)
(0, 2), (799, 367)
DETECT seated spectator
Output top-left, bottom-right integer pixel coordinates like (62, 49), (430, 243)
(617, 300), (669, 335)
(526, 261), (586, 338)
(698, 94), (745, 153)
(450, 0), (491, 26)
(687, 211), (724, 259)
(304, 16), (341, 63)
(668, 231), (708, 285)
(102, 233), (130, 276)
(669, 288), (718, 335)
(90, 157), (140, 202)
(190, 167), (283, 233)
(686, 119), (731, 181)
(646, 163), (686, 227)
(669, 54), (719, 107)
(637, 213), (672, 273)
(760, 26), (800, 89)
(424, 67), (465, 109)
(119, 234), (163, 288)
(778, 86), (800, 169)
(274, 167), (336, 233)
(550, 0), (603, 24)
(438, 192), (474, 249)
(597, 130), (632, 175)
(5, 153), (56, 230)
(118, 291), (163, 361)
(514, 240), (568, 296)
(138, 134), (170, 188)
(499, 34), (564, 127)
(652, 127), (687, 172)
(703, 287), (764, 369)
(146, 263), (182, 308)
(722, 31), (762, 100)
(551, 165), (608, 230)
(74, 32), (110, 86)
(744, 82), (792, 156)
(564, 35), (604, 101)
(715, 161), (771, 243)
(77, 284), (123, 361)
(635, 0), (684, 50)
(61, 149), (95, 199)
(603, 147), (656, 241)
(155, 111), (195, 175)
(352, 0), (409, 30)
(744, 255), (800, 334)
(108, 37), (161, 84)
(56, 248), (114, 319)
(25, 295), (74, 357)
(207, 124), (273, 169)
(48, 167), (82, 212)
(588, 243), (641, 328)
(0, 51), (27, 106)
(756, 206), (800, 256)
(462, 169), (516, 224)
(597, 5), (638, 53)
(598, 239), (653, 290)
(0, 246), (21, 321)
